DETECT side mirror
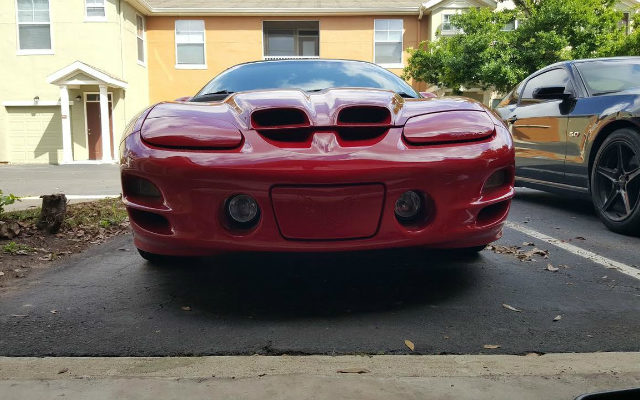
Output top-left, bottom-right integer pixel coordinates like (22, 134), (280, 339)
(420, 91), (437, 98)
(532, 86), (574, 101)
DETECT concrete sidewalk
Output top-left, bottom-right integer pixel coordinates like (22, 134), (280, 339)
(1, 353), (639, 400)
(0, 164), (120, 211)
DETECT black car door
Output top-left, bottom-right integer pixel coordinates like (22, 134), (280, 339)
(504, 68), (576, 184)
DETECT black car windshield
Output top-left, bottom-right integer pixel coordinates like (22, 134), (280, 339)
(193, 60), (420, 100)
(576, 59), (640, 95)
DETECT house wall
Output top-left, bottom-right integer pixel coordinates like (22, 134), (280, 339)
(146, 15), (429, 103)
(0, 0), (149, 163)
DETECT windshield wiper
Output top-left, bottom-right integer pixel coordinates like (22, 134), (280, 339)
(396, 91), (417, 99)
(201, 90), (235, 96)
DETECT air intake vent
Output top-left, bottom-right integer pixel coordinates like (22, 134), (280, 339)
(251, 108), (310, 129)
(337, 106), (391, 126)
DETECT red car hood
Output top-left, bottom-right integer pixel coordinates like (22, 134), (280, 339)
(144, 88), (488, 128)
(139, 88), (495, 148)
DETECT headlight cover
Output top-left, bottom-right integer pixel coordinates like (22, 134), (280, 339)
(403, 110), (495, 145)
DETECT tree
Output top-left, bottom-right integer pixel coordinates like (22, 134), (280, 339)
(404, 0), (639, 93)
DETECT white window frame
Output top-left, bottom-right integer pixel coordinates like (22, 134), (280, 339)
(15, 0), (54, 55)
(501, 19), (519, 32)
(373, 19), (404, 69)
(174, 19), (207, 70)
(136, 13), (146, 66)
(440, 13), (462, 35)
(85, 0), (106, 22)
(261, 20), (321, 60)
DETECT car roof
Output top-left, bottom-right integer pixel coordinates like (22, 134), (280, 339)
(225, 58), (380, 68)
(545, 56), (640, 69)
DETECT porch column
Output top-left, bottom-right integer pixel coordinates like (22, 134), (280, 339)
(59, 85), (73, 164)
(99, 84), (112, 162)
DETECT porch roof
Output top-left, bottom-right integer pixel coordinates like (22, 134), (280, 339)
(128, 0), (423, 15)
(46, 61), (128, 89)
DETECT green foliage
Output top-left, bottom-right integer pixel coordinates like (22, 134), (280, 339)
(404, 0), (639, 93)
(0, 190), (19, 215)
(2, 241), (35, 255)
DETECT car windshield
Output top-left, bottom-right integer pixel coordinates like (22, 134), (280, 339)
(193, 60), (420, 100)
(576, 59), (640, 95)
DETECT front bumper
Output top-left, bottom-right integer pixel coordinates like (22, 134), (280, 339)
(121, 128), (514, 255)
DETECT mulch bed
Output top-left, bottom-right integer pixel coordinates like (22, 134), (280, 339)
(0, 198), (129, 288)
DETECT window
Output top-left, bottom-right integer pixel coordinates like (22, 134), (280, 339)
(575, 60), (640, 95)
(175, 20), (205, 67)
(263, 21), (319, 59)
(621, 12), (631, 35)
(501, 19), (518, 31)
(85, 0), (105, 20)
(497, 80), (524, 108)
(136, 14), (145, 64)
(441, 14), (461, 34)
(521, 69), (573, 104)
(374, 19), (403, 66)
(16, 0), (51, 52)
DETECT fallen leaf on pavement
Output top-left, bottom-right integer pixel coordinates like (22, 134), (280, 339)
(50, 310), (57, 314)
(546, 264), (559, 272)
(0, 272), (4, 277)
(181, 306), (192, 311)
(404, 339), (415, 351)
(523, 242), (535, 246)
(483, 344), (501, 349)
(38, 254), (53, 261)
(58, 368), (69, 374)
(575, 237), (586, 240)
(337, 368), (370, 374)
(502, 304), (522, 312)
(553, 315), (562, 322)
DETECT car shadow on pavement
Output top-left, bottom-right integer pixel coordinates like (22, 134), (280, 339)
(150, 248), (481, 320)
(514, 190), (596, 217)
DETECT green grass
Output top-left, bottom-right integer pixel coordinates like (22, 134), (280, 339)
(1, 197), (127, 231)
(2, 241), (35, 255)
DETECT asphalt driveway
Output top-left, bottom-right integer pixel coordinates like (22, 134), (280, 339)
(0, 189), (638, 356)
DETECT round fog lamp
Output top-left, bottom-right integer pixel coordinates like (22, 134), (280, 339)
(227, 194), (259, 224)
(394, 191), (423, 221)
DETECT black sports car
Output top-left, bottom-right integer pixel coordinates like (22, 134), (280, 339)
(495, 57), (640, 234)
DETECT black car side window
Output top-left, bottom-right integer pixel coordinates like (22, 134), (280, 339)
(520, 68), (573, 105)
(497, 80), (524, 108)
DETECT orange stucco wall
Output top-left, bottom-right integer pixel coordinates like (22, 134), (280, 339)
(146, 15), (429, 103)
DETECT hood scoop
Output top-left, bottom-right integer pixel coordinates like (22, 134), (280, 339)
(337, 106), (391, 126)
(250, 105), (393, 148)
(251, 108), (310, 130)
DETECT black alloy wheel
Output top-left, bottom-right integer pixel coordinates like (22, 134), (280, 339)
(591, 128), (640, 235)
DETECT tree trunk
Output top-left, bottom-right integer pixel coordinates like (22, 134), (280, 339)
(37, 194), (67, 234)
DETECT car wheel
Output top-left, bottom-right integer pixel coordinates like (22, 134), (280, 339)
(591, 128), (640, 235)
(137, 248), (173, 264)
(460, 245), (487, 253)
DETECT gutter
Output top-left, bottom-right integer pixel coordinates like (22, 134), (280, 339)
(126, 0), (419, 16)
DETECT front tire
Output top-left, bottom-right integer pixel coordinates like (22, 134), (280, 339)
(590, 128), (640, 235)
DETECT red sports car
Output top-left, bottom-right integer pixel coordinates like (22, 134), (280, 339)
(120, 60), (515, 262)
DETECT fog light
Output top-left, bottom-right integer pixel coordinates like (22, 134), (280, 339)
(124, 175), (162, 198)
(483, 169), (509, 193)
(227, 194), (259, 225)
(394, 191), (423, 221)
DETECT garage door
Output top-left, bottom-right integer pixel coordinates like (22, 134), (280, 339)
(6, 106), (64, 164)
